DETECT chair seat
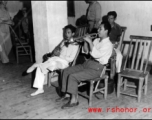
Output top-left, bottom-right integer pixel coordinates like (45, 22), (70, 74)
(51, 81), (59, 87)
(90, 75), (107, 82)
(120, 69), (148, 79)
(51, 74), (107, 88)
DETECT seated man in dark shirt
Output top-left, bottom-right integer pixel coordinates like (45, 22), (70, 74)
(107, 11), (122, 47)
(107, 11), (123, 74)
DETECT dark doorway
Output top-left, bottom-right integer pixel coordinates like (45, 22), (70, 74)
(12, 1), (35, 63)
(67, 1), (75, 17)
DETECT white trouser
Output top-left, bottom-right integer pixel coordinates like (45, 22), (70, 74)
(33, 67), (46, 89)
(32, 57), (69, 89)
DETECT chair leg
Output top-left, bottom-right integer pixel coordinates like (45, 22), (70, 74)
(47, 72), (51, 87)
(48, 71), (56, 87)
(138, 78), (144, 102)
(144, 74), (148, 95)
(117, 74), (121, 98)
(104, 76), (108, 100)
(16, 47), (19, 64)
(110, 59), (116, 80)
(89, 81), (94, 107)
(124, 79), (127, 91)
(29, 47), (33, 62)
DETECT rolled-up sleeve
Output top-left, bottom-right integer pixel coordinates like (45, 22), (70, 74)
(90, 38), (113, 60)
(90, 45), (108, 59)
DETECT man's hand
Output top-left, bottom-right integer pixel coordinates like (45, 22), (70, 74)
(83, 34), (92, 43)
(83, 34), (94, 52)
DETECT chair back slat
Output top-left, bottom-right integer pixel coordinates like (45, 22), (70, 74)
(144, 40), (152, 73)
(70, 25), (89, 66)
(123, 37), (133, 70)
(131, 39), (138, 69)
(140, 41), (146, 70)
(71, 45), (81, 66)
(79, 28), (83, 36)
(74, 25), (89, 37)
(117, 26), (127, 52)
(9, 26), (29, 54)
(124, 35), (152, 73)
(135, 40), (143, 70)
(100, 66), (107, 78)
(84, 27), (87, 36)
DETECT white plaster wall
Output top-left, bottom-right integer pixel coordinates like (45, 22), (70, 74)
(46, 1), (68, 52)
(7, 1), (23, 19)
(32, 1), (68, 62)
(32, 1), (49, 63)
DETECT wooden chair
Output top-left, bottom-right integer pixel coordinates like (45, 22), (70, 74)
(47, 45), (81, 87)
(118, 26), (127, 52)
(106, 26), (127, 80)
(117, 35), (152, 102)
(74, 25), (89, 37)
(9, 26), (33, 63)
(78, 66), (108, 107)
(47, 25), (89, 87)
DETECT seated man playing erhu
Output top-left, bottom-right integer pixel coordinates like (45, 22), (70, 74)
(56, 22), (113, 109)
(26, 24), (79, 96)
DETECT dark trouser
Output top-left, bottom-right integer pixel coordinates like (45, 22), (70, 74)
(61, 59), (104, 95)
(88, 21), (95, 33)
(88, 21), (99, 34)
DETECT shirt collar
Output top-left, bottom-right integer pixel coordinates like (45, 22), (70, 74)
(98, 37), (110, 43)
(70, 38), (74, 42)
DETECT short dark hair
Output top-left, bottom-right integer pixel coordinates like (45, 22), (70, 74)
(63, 24), (76, 33)
(107, 11), (117, 19)
(101, 21), (111, 35)
(0, 1), (3, 5)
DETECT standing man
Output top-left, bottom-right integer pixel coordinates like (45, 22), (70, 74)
(86, 0), (101, 33)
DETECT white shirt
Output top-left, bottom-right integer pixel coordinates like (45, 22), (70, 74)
(59, 38), (79, 63)
(83, 37), (113, 65)
(90, 37), (113, 64)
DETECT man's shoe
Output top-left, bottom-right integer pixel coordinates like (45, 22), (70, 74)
(27, 63), (38, 73)
(30, 89), (44, 96)
(55, 96), (70, 102)
(61, 101), (79, 109)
